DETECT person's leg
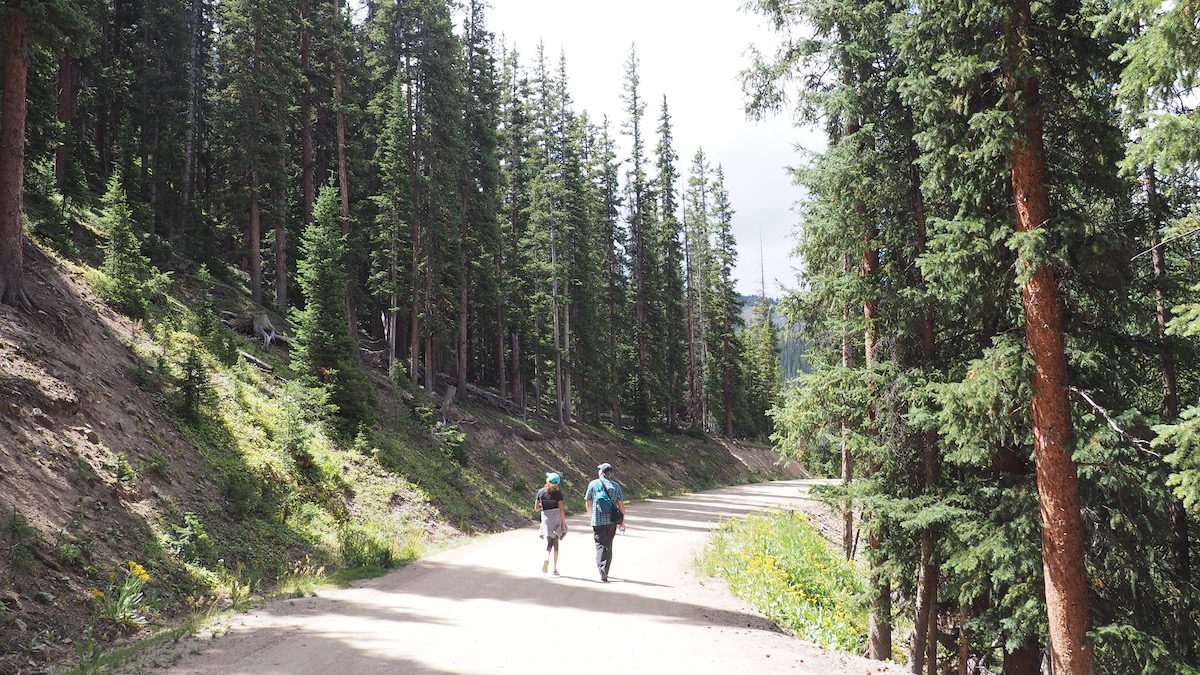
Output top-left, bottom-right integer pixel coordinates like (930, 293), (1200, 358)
(543, 538), (553, 573)
(552, 541), (560, 573)
(593, 524), (616, 581)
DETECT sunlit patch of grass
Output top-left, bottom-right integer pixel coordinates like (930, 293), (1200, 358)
(696, 510), (867, 653)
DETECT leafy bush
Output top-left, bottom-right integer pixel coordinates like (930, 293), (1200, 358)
(697, 510), (866, 652)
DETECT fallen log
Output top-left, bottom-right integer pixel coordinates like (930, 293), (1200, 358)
(237, 350), (274, 373)
(432, 372), (524, 415)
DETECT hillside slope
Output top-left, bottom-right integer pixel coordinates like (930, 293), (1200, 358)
(0, 242), (802, 672)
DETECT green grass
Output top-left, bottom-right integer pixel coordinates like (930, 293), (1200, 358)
(696, 510), (867, 653)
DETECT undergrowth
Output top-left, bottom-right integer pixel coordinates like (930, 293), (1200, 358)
(696, 510), (867, 653)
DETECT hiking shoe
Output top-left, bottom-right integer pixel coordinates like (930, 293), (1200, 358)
(601, 573), (608, 583)
(553, 570), (560, 576)
(542, 560), (549, 574)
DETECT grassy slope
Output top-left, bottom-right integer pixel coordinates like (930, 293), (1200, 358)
(0, 219), (802, 672)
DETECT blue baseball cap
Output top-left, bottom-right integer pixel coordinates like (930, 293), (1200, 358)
(546, 472), (561, 484)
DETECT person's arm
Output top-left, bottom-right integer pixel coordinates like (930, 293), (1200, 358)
(534, 489), (543, 513)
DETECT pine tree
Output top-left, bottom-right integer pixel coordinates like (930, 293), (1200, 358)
(294, 183), (375, 429)
(654, 96), (687, 430)
(621, 44), (656, 432)
(683, 149), (712, 432)
(370, 74), (414, 377)
(705, 167), (743, 438)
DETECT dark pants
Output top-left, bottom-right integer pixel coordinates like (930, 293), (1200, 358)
(593, 523), (618, 578)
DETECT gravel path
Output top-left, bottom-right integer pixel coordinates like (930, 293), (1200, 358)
(153, 480), (904, 674)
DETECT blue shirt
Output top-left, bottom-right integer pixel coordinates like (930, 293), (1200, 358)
(585, 477), (625, 526)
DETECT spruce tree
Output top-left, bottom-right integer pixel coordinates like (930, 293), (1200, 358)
(294, 183), (375, 429)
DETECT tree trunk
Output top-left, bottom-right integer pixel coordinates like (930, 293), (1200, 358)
(534, 316), (543, 416)
(275, 148), (288, 314)
(0, 10), (30, 309)
(183, 0), (204, 210)
(300, 0), (314, 227)
(862, 189), (891, 663)
(249, 26), (263, 306)
(512, 330), (524, 418)
(551, 227), (564, 430)
(54, 52), (77, 193)
(958, 605), (970, 675)
(333, 0), (355, 340)
(496, 252), (507, 398)
(910, 137), (940, 675)
(1003, 636), (1041, 675)
(563, 300), (572, 425)
(458, 247), (469, 397)
(1146, 164), (1195, 664)
(250, 169), (262, 305)
(424, 333), (434, 393)
(840, 252), (855, 558)
(1007, 3), (1094, 670)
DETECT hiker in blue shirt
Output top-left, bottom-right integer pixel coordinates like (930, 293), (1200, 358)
(585, 462), (626, 583)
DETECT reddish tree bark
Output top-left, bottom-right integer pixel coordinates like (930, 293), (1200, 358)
(0, 10), (31, 309)
(1007, 2), (1094, 672)
(1002, 637), (1040, 675)
(863, 237), (891, 662)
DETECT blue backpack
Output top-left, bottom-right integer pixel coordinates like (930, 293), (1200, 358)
(594, 480), (614, 513)
(594, 479), (623, 523)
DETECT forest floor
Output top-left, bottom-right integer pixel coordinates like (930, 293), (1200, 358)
(134, 480), (905, 675)
(0, 240), (807, 673)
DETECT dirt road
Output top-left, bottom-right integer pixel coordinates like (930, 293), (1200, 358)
(156, 480), (903, 674)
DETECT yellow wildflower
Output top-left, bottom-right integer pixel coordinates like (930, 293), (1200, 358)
(88, 588), (104, 600)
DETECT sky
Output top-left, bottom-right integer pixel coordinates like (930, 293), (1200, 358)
(350, 0), (822, 297)
(484, 0), (823, 298)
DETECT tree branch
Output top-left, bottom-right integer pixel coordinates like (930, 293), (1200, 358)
(1068, 386), (1159, 457)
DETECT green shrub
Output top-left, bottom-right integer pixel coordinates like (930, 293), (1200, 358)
(3, 511), (39, 572)
(434, 424), (469, 467)
(160, 512), (214, 565)
(56, 540), (88, 567)
(338, 523), (399, 569)
(697, 510), (866, 653)
(111, 452), (139, 485)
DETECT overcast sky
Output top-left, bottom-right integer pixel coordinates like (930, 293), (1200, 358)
(484, 0), (823, 298)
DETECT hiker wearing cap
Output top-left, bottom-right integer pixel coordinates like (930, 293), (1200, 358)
(585, 462), (626, 583)
(535, 472), (567, 575)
